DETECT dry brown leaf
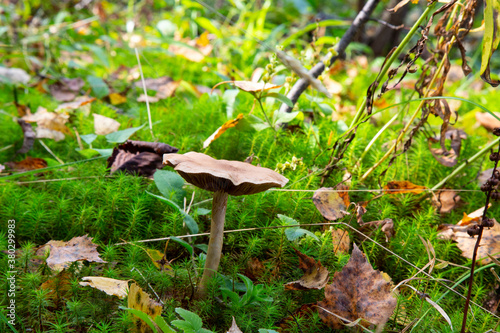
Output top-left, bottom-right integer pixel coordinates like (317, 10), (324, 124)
(318, 244), (397, 329)
(438, 219), (500, 265)
(284, 248), (329, 290)
(359, 219), (395, 242)
(458, 205), (490, 226)
(79, 277), (129, 299)
(384, 180), (426, 194)
(432, 190), (461, 214)
(5, 156), (47, 172)
(41, 269), (71, 308)
(312, 185), (350, 221)
(428, 130), (466, 167)
(476, 112), (500, 131)
(49, 78), (85, 102)
(227, 317), (243, 333)
(245, 257), (265, 281)
(128, 283), (163, 333)
(134, 76), (180, 102)
(36, 235), (106, 272)
(203, 114), (243, 149)
(55, 96), (96, 112)
(331, 228), (350, 255)
(169, 31), (213, 62)
(323, 76), (343, 95)
(93, 113), (120, 135)
(22, 106), (70, 141)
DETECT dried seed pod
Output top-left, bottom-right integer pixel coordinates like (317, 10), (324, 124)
(491, 192), (500, 201)
(466, 225), (481, 237)
(493, 128), (500, 136)
(481, 217), (495, 228)
(490, 152), (500, 162)
(490, 178), (500, 186)
(481, 182), (493, 192)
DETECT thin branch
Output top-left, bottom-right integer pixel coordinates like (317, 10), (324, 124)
(278, 0), (380, 114)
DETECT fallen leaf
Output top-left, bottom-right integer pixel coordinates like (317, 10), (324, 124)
(384, 180), (426, 194)
(203, 113), (243, 149)
(134, 76), (180, 102)
(169, 31), (213, 62)
(22, 106), (70, 141)
(359, 219), (395, 242)
(245, 257), (265, 281)
(16, 119), (35, 154)
(107, 140), (178, 178)
(0, 67), (31, 84)
(55, 96), (96, 112)
(323, 76), (342, 95)
(36, 235), (106, 272)
(93, 113), (120, 135)
(227, 317), (243, 333)
(79, 277), (129, 299)
(41, 269), (71, 308)
(318, 244), (397, 329)
(476, 112), (500, 131)
(313, 185), (350, 221)
(438, 219), (500, 265)
(128, 283), (163, 333)
(212, 80), (282, 94)
(388, 0), (413, 12)
(49, 78), (85, 101)
(5, 157), (47, 172)
(428, 129), (467, 167)
(285, 248), (329, 290)
(432, 190), (461, 214)
(108, 92), (127, 105)
(458, 205), (490, 226)
(331, 228), (350, 255)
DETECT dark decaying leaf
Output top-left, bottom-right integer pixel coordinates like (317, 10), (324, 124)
(49, 78), (85, 101)
(134, 76), (180, 102)
(428, 129), (466, 167)
(284, 249), (329, 290)
(107, 140), (178, 178)
(226, 317), (243, 333)
(318, 244), (397, 329)
(17, 119), (35, 154)
(312, 185), (350, 221)
(5, 156), (47, 172)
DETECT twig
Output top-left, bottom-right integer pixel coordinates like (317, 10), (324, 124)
(278, 0), (380, 114)
(37, 139), (65, 164)
(368, 18), (405, 30)
(460, 138), (500, 333)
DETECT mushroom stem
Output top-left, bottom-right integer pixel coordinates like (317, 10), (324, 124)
(197, 190), (229, 298)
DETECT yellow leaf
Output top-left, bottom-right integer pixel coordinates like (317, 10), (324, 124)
(383, 180), (426, 194)
(109, 92), (127, 105)
(203, 113), (244, 149)
(128, 283), (163, 333)
(79, 277), (129, 299)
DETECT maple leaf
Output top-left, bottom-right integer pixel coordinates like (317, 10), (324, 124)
(285, 249), (329, 290)
(318, 244), (397, 329)
(36, 235), (106, 272)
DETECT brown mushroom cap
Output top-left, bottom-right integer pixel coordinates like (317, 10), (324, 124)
(163, 152), (288, 196)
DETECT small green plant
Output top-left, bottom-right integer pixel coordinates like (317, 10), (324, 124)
(171, 308), (213, 333)
(219, 274), (273, 310)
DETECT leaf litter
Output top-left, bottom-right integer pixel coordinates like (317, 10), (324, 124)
(284, 248), (329, 291)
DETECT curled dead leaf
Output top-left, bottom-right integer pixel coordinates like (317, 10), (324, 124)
(93, 113), (120, 135)
(285, 248), (329, 290)
(427, 129), (466, 167)
(203, 114), (244, 149)
(49, 78), (85, 102)
(476, 112), (500, 131)
(432, 190), (461, 214)
(212, 80), (282, 94)
(318, 244), (397, 329)
(79, 277), (129, 299)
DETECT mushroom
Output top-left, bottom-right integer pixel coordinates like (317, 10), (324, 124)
(163, 152), (288, 298)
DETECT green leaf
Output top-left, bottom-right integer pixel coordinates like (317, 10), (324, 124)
(120, 307), (159, 333)
(285, 227), (319, 242)
(170, 236), (193, 256)
(154, 169), (186, 203)
(263, 92), (293, 107)
(274, 111), (299, 124)
(195, 208), (211, 216)
(85, 44), (110, 68)
(222, 89), (239, 118)
(105, 124), (145, 143)
(146, 191), (199, 234)
(87, 75), (110, 99)
(80, 134), (97, 146)
(480, 0), (500, 86)
(75, 148), (100, 158)
(154, 316), (176, 333)
(194, 17), (223, 38)
(92, 148), (113, 157)
(175, 308), (203, 331)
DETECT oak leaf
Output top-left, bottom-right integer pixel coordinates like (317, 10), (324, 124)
(285, 249), (329, 290)
(318, 244), (397, 329)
